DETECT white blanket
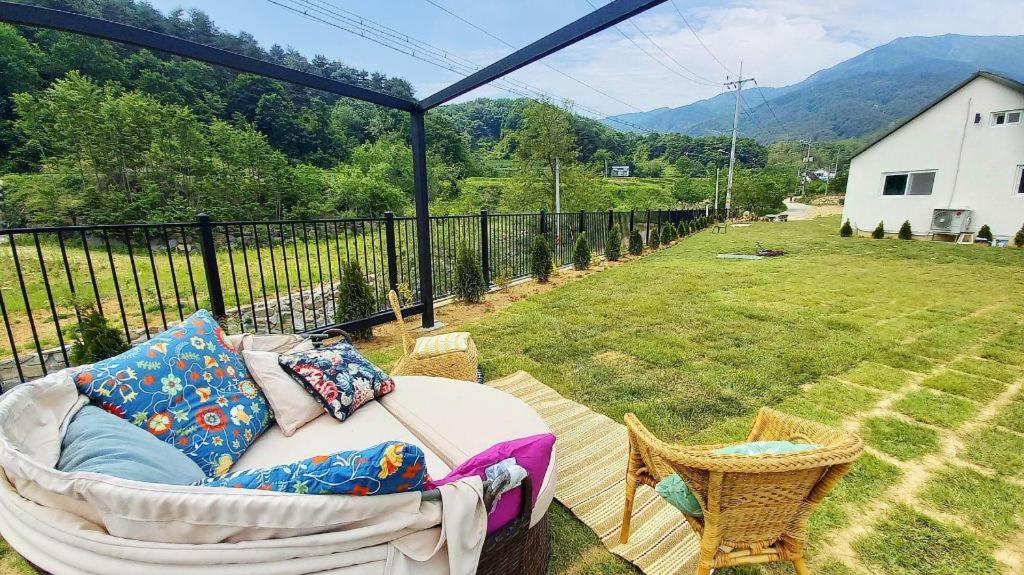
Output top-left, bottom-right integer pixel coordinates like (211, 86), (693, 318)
(0, 371), (487, 574)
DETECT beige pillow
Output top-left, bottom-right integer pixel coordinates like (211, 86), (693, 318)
(242, 350), (323, 436)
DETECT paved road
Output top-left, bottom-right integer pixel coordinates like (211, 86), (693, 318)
(782, 200), (812, 220)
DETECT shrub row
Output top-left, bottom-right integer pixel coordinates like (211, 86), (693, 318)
(844, 219), (1024, 247)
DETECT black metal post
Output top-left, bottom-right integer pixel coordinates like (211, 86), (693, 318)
(578, 210), (586, 236)
(384, 211), (399, 292)
(645, 209), (651, 241)
(607, 209), (614, 230)
(409, 109), (434, 328)
(480, 209), (490, 286)
(196, 213), (226, 319)
(629, 209), (635, 231)
(539, 209), (547, 235)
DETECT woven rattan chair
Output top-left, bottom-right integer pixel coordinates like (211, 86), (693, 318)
(387, 290), (479, 382)
(621, 408), (863, 575)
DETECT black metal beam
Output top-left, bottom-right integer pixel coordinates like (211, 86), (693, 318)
(419, 0), (668, 109)
(0, 2), (418, 112)
(409, 110), (435, 328)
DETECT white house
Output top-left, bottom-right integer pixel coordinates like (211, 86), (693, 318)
(609, 165), (630, 177)
(843, 71), (1024, 240)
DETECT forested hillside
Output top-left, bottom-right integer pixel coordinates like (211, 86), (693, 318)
(606, 34), (1024, 142)
(0, 0), (786, 226)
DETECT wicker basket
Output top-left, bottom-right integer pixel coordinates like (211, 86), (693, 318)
(387, 290), (479, 382)
(622, 408), (863, 575)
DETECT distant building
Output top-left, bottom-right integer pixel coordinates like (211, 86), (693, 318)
(609, 165), (630, 177)
(811, 168), (835, 182)
(843, 71), (1024, 239)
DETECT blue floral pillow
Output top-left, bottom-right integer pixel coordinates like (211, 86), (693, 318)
(74, 310), (270, 477)
(279, 341), (395, 422)
(193, 441), (429, 495)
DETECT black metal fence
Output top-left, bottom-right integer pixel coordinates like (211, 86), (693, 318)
(0, 208), (706, 389)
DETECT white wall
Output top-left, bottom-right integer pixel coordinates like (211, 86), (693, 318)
(843, 77), (1024, 238)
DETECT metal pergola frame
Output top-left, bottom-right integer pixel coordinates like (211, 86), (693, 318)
(0, 0), (667, 327)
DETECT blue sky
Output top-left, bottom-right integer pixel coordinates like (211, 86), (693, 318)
(146, 0), (1023, 117)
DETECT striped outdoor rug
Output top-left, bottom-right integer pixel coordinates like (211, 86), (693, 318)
(488, 371), (700, 575)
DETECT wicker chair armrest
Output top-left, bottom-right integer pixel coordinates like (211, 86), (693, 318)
(306, 328), (351, 348)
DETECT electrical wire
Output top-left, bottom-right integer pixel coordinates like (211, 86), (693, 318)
(266, 0), (655, 132)
(752, 78), (789, 136)
(668, 0), (733, 76)
(418, 0), (647, 113)
(583, 0), (718, 87)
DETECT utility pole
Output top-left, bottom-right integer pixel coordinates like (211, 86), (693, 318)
(554, 157), (562, 240)
(798, 141), (812, 196)
(824, 153), (839, 195)
(714, 166), (720, 213)
(724, 61), (754, 220)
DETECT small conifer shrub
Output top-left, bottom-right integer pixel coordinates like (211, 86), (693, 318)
(840, 219), (853, 237)
(898, 220), (913, 240)
(677, 221), (687, 237)
(977, 224), (993, 241)
(872, 221), (885, 239)
(531, 235), (552, 282)
(628, 228), (643, 255)
(660, 223), (676, 245)
(453, 240), (486, 303)
(648, 226), (660, 249)
(336, 260), (377, 340)
(1015, 224), (1024, 248)
(68, 302), (130, 366)
(605, 224), (622, 261)
(573, 232), (591, 270)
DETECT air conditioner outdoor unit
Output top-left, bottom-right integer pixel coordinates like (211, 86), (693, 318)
(931, 209), (971, 234)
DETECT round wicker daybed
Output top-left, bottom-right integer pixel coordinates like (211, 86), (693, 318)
(0, 342), (556, 575)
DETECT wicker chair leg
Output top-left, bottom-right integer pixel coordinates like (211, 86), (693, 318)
(793, 557), (810, 575)
(620, 472), (637, 544)
(694, 558), (713, 575)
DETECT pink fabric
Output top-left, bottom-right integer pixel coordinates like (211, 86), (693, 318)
(426, 433), (555, 534)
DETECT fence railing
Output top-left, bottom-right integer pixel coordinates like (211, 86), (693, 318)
(0, 207), (707, 389)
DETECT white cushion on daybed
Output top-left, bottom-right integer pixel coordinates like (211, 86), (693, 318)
(234, 404), (452, 478)
(383, 376), (557, 528)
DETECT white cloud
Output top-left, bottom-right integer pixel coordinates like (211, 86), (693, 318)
(451, 0), (1022, 118)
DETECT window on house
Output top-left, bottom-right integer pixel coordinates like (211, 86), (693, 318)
(883, 174), (909, 195)
(882, 171), (935, 196)
(992, 110), (1022, 126)
(908, 172), (936, 195)
(1018, 166), (1024, 195)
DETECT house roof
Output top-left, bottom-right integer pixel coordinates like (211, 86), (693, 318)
(849, 71), (1024, 161)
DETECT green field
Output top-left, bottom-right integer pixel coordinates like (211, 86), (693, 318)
(364, 216), (1022, 574)
(3, 217), (1023, 574)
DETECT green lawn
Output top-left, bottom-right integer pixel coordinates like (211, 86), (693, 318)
(369, 215), (1024, 574)
(3, 216), (1023, 574)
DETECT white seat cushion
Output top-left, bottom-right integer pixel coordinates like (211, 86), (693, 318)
(410, 332), (472, 359)
(381, 376), (556, 526)
(234, 402), (451, 478)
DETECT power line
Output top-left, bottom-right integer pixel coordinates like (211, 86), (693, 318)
(266, 0), (655, 133)
(668, 0), (733, 76)
(583, 0), (718, 87)
(418, 0), (646, 113)
(752, 78), (789, 136)
(617, 9), (719, 85)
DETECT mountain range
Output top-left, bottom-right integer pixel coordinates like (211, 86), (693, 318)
(603, 34), (1024, 142)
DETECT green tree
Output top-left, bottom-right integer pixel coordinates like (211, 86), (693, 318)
(977, 224), (993, 241)
(898, 220), (912, 240)
(1014, 225), (1024, 248)
(648, 225), (661, 249)
(840, 219), (853, 237)
(872, 222), (885, 239)
(677, 220), (688, 237)
(573, 232), (591, 270)
(531, 235), (552, 282)
(628, 228), (643, 255)
(336, 260), (376, 340)
(68, 303), (130, 366)
(453, 240), (486, 303)
(660, 223), (676, 244)
(605, 224), (622, 261)
(507, 100), (576, 209)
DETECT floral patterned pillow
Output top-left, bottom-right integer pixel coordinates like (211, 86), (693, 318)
(74, 310), (270, 477)
(278, 341), (395, 422)
(194, 441), (429, 495)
